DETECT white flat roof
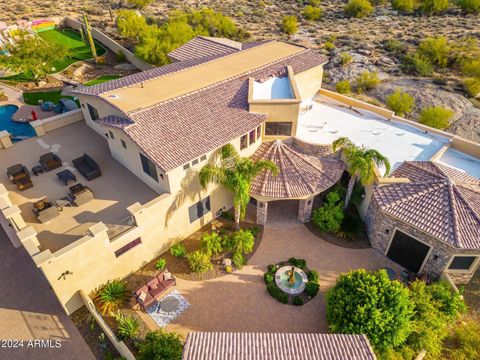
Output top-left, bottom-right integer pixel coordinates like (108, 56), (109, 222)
(439, 148), (480, 179)
(297, 97), (451, 174)
(253, 76), (293, 100)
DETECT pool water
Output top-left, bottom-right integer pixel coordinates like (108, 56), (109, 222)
(0, 105), (36, 142)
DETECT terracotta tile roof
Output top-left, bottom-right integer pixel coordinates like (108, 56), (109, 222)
(250, 140), (344, 199)
(120, 48), (327, 172)
(97, 115), (134, 129)
(373, 161), (480, 249)
(168, 36), (241, 62)
(182, 332), (377, 360)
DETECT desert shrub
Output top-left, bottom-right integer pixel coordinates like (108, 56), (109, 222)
(336, 80), (351, 94)
(155, 258), (166, 270)
(419, 106), (454, 129)
(219, 211), (235, 221)
(200, 232), (223, 256)
(312, 191), (344, 233)
(127, 0), (153, 9)
(456, 0), (480, 12)
(418, 36), (450, 68)
(402, 53), (434, 76)
(170, 243), (187, 258)
(303, 5), (323, 20)
(248, 226), (260, 237)
(339, 52), (353, 66)
(462, 59), (480, 78)
(293, 296), (304, 306)
(386, 88), (415, 116)
(443, 320), (480, 359)
(391, 0), (419, 12)
(427, 281), (466, 317)
(355, 71), (380, 93)
(264, 272), (274, 285)
(137, 330), (183, 360)
(186, 251), (212, 273)
(116, 51), (127, 63)
(231, 229), (254, 254)
(307, 270), (319, 283)
(281, 15), (298, 35)
(267, 284), (289, 304)
(324, 41), (336, 51)
(327, 269), (413, 349)
(116, 10), (148, 39)
(225, 265), (232, 273)
(463, 77), (480, 97)
(115, 312), (140, 339)
(344, 0), (374, 18)
(338, 209), (365, 240)
(288, 257), (307, 269)
(232, 251), (245, 269)
(309, 0), (321, 5)
(433, 75), (448, 85)
(420, 0), (450, 13)
(305, 281), (320, 297)
(96, 280), (128, 316)
(384, 39), (407, 56)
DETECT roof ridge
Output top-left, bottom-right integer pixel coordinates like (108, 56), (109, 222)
(447, 183), (461, 247)
(408, 161), (447, 181)
(453, 185), (480, 229)
(198, 36), (243, 51)
(275, 142), (292, 197)
(130, 46), (312, 116)
(278, 142), (317, 194)
(259, 142), (276, 195)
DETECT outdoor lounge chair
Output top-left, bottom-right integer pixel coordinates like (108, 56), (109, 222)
(72, 153), (101, 181)
(134, 270), (176, 309)
(7, 164), (33, 191)
(39, 152), (62, 172)
(32, 198), (60, 223)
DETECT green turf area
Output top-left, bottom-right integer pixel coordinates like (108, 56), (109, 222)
(1, 28), (106, 83)
(84, 75), (121, 86)
(23, 90), (77, 106)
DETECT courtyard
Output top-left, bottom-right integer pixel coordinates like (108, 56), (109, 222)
(0, 121), (157, 253)
(131, 200), (401, 337)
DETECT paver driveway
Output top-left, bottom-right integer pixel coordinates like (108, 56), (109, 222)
(140, 200), (400, 337)
(0, 227), (94, 360)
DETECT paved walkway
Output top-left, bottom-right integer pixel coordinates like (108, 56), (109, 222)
(0, 227), (95, 360)
(140, 200), (401, 337)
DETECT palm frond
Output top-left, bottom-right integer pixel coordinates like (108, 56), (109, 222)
(198, 164), (226, 188)
(332, 137), (355, 152)
(364, 149), (391, 177)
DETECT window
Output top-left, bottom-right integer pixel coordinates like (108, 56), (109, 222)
(200, 155), (207, 161)
(140, 153), (158, 181)
(105, 133), (109, 139)
(192, 158), (199, 166)
(121, 139), (127, 149)
(87, 104), (99, 121)
(188, 196), (211, 223)
(265, 122), (293, 136)
(240, 134), (248, 150)
(109, 131), (115, 139)
(257, 125), (262, 139)
(448, 256), (477, 271)
(183, 163), (190, 170)
(249, 130), (256, 145)
(114, 238), (141, 257)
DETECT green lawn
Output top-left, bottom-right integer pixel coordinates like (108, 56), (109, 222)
(23, 90), (78, 106)
(84, 75), (121, 86)
(1, 28), (106, 83)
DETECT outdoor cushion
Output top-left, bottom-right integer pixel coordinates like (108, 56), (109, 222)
(163, 272), (172, 281)
(146, 277), (160, 290)
(138, 291), (147, 302)
(39, 153), (62, 172)
(72, 153), (101, 181)
(149, 284), (166, 298)
(161, 277), (176, 291)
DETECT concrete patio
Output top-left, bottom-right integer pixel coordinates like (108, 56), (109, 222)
(137, 200), (401, 337)
(0, 121), (157, 253)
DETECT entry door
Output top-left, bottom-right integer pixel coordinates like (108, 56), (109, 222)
(386, 230), (430, 273)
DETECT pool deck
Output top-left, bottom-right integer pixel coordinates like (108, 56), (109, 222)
(0, 83), (52, 122)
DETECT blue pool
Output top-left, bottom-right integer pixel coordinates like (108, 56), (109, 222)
(0, 105), (36, 142)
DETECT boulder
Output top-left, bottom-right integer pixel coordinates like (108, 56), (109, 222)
(73, 63), (94, 78)
(325, 52), (390, 83)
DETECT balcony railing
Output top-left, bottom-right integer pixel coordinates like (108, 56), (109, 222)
(106, 215), (136, 240)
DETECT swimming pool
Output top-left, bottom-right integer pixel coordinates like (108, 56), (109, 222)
(0, 105), (36, 142)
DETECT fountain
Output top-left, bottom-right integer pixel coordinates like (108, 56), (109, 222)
(275, 265), (308, 295)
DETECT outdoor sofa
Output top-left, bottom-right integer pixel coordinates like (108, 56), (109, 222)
(7, 164), (33, 191)
(39, 152), (62, 172)
(134, 270), (176, 309)
(72, 153), (101, 181)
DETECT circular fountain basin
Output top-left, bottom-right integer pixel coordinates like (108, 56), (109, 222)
(275, 266), (308, 295)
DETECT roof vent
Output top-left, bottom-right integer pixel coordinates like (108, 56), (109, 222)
(108, 94), (119, 99)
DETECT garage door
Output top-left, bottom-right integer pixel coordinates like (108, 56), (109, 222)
(386, 230), (430, 273)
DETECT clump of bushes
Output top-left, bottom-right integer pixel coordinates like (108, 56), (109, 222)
(267, 283), (289, 304)
(114, 312), (140, 339)
(339, 52), (353, 66)
(293, 296), (304, 306)
(264, 272), (274, 285)
(281, 15), (298, 35)
(386, 88), (415, 116)
(391, 0), (419, 13)
(303, 5), (322, 20)
(156, 258), (167, 270)
(305, 281), (320, 297)
(288, 257), (307, 269)
(420, 0), (450, 14)
(419, 106), (454, 129)
(170, 243), (187, 258)
(312, 191), (344, 233)
(96, 279), (129, 316)
(344, 0), (374, 18)
(200, 232), (223, 256)
(355, 71), (380, 93)
(456, 0), (480, 13)
(463, 77), (480, 97)
(402, 53), (434, 76)
(307, 270), (319, 283)
(186, 250), (212, 273)
(137, 330), (183, 360)
(336, 80), (351, 94)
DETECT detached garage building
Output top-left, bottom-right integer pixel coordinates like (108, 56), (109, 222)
(366, 161), (480, 284)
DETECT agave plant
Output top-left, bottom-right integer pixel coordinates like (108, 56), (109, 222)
(114, 312), (140, 340)
(96, 279), (128, 316)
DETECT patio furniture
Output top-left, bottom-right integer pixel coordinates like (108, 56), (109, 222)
(7, 164), (33, 191)
(72, 153), (101, 181)
(56, 169), (77, 186)
(160, 296), (180, 313)
(55, 197), (72, 211)
(32, 198), (60, 223)
(32, 165), (44, 176)
(134, 270), (177, 310)
(69, 184), (94, 206)
(39, 152), (62, 172)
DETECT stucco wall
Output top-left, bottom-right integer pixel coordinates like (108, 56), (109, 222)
(365, 200), (480, 283)
(294, 64), (324, 100)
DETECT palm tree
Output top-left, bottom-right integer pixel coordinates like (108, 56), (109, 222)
(332, 137), (391, 209)
(199, 144), (278, 230)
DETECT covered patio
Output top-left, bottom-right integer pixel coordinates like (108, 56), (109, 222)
(249, 139), (345, 224)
